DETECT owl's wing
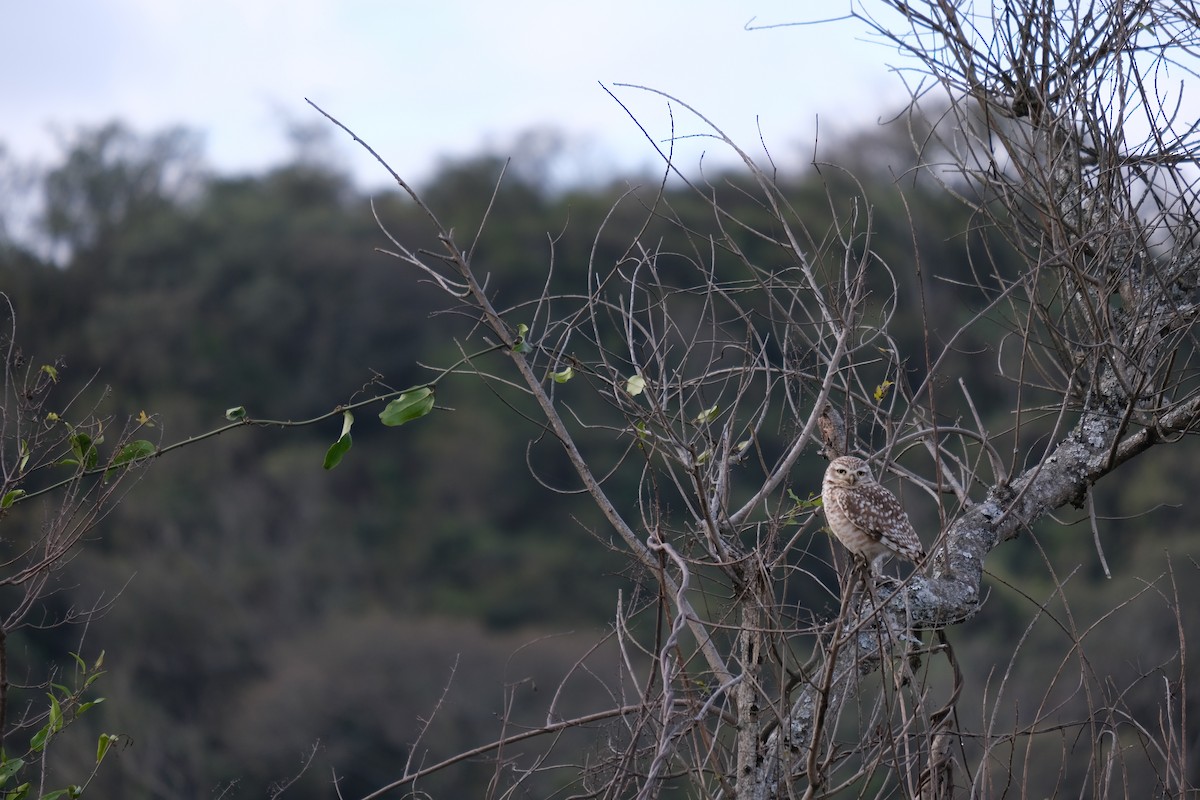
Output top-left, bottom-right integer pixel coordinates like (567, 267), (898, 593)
(838, 483), (907, 537)
(848, 483), (926, 561)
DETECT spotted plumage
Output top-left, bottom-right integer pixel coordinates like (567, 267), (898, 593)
(821, 455), (925, 572)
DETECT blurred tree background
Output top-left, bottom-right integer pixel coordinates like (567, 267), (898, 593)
(0, 116), (1194, 797)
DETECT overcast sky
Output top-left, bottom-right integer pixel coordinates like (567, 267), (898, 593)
(3, 2), (914, 190)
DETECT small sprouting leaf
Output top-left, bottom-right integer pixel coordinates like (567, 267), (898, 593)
(549, 366), (574, 384)
(0, 757), (24, 786)
(40, 365), (58, 383)
(792, 489), (820, 506)
(379, 388), (435, 427)
(323, 434), (352, 470)
(105, 439), (156, 479)
(625, 375), (646, 396)
(1, 491), (25, 510)
(512, 323), (533, 354)
(135, 409), (154, 427)
(783, 488), (824, 524)
(45, 412), (60, 423)
(693, 404), (719, 424)
(69, 652), (87, 672)
(225, 406), (247, 421)
(873, 380), (894, 403)
(93, 650), (105, 670)
(735, 439), (751, 453)
(695, 449), (712, 465)
(17, 440), (29, 474)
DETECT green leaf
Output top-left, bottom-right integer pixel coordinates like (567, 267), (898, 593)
(105, 439), (156, 480)
(109, 439), (155, 468)
(873, 380), (894, 403)
(40, 790), (71, 800)
(48, 694), (63, 732)
(323, 434), (353, 471)
(5, 781), (29, 800)
(40, 365), (58, 383)
(693, 404), (719, 424)
(322, 411), (355, 471)
(77, 698), (105, 716)
(379, 388), (435, 427)
(96, 733), (118, 764)
(16, 441), (29, 475)
(549, 366), (574, 384)
(0, 491), (25, 510)
(225, 406), (247, 421)
(29, 725), (48, 753)
(0, 758), (24, 787)
(69, 433), (97, 470)
(625, 375), (646, 396)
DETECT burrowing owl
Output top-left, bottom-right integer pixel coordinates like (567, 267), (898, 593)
(821, 456), (925, 573)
